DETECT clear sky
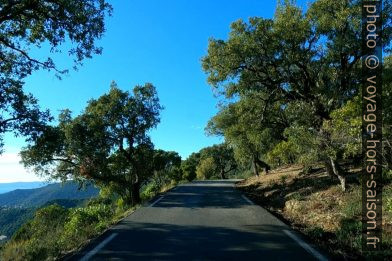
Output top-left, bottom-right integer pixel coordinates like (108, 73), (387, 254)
(0, 0), (310, 182)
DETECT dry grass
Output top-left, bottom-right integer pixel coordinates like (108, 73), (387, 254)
(237, 164), (392, 260)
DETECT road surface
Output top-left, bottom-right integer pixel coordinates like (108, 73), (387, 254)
(68, 180), (328, 261)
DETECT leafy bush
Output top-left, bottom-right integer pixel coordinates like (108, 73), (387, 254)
(336, 219), (362, 250)
(0, 207), (35, 238)
(267, 140), (298, 167)
(141, 181), (161, 200)
(383, 169), (392, 184)
(196, 157), (217, 180)
(1, 199), (126, 261)
(2, 204), (69, 261)
(280, 175), (288, 184)
(60, 205), (113, 249)
(305, 226), (325, 239)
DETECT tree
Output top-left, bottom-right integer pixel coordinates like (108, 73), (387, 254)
(0, 81), (52, 154)
(152, 149), (182, 186)
(202, 0), (392, 190)
(181, 152), (201, 181)
(206, 93), (283, 176)
(196, 157), (217, 180)
(383, 56), (392, 171)
(21, 82), (163, 205)
(0, 0), (112, 153)
(198, 143), (237, 179)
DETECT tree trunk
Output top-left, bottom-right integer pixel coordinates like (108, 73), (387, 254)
(330, 158), (346, 192)
(220, 168), (227, 179)
(324, 158), (346, 191)
(122, 189), (133, 206)
(253, 158), (259, 177)
(324, 160), (335, 178)
(255, 158), (270, 174)
(131, 182), (141, 205)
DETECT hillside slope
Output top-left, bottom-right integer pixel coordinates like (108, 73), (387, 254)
(0, 182), (46, 194)
(0, 181), (99, 207)
(237, 165), (392, 260)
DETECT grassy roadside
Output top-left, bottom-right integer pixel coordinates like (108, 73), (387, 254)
(236, 165), (392, 260)
(0, 182), (178, 261)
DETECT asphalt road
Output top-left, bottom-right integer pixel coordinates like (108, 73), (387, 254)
(69, 180), (328, 261)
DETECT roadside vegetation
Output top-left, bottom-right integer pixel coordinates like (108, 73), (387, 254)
(238, 166), (392, 260)
(0, 177), (181, 261)
(0, 192), (132, 260)
(0, 0), (391, 260)
(199, 0), (392, 259)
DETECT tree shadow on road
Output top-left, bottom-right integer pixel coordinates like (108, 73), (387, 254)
(70, 222), (317, 261)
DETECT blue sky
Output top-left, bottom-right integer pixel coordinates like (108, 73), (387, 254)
(1, 0), (310, 182)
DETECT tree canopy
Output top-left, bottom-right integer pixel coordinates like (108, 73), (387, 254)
(0, 0), (112, 153)
(21, 82), (163, 205)
(197, 143), (237, 179)
(202, 0), (392, 191)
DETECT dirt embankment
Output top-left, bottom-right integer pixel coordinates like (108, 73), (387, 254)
(237, 165), (392, 260)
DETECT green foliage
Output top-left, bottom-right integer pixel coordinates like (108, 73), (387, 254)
(141, 181), (161, 200)
(1, 196), (129, 261)
(267, 140), (298, 167)
(280, 126), (320, 170)
(3, 204), (70, 261)
(324, 96), (362, 159)
(181, 152), (201, 181)
(0, 0), (112, 153)
(203, 0), (392, 189)
(0, 208), (35, 238)
(384, 170), (392, 184)
(383, 57), (392, 169)
(206, 94), (283, 176)
(139, 149), (183, 199)
(197, 143), (237, 179)
(305, 227), (325, 240)
(196, 157), (217, 180)
(279, 175), (288, 184)
(151, 150), (182, 186)
(385, 186), (392, 214)
(336, 219), (362, 251)
(21, 82), (163, 206)
(340, 189), (361, 218)
(61, 205), (113, 249)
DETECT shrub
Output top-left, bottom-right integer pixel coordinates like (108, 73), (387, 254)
(141, 181), (160, 200)
(61, 205), (113, 249)
(336, 219), (362, 250)
(280, 175), (288, 184)
(305, 226), (325, 239)
(267, 140), (298, 167)
(383, 169), (392, 184)
(196, 157), (217, 180)
(1, 200), (124, 261)
(2, 204), (69, 261)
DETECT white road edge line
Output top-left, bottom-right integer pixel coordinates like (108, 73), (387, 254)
(241, 194), (254, 205)
(80, 233), (118, 261)
(283, 229), (328, 261)
(149, 196), (163, 207)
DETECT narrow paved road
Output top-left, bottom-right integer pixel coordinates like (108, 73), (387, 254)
(69, 180), (327, 261)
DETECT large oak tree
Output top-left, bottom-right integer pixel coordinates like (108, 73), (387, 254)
(0, 0), (112, 153)
(202, 0), (392, 190)
(21, 82), (163, 205)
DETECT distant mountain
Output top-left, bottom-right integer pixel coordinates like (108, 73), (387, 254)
(0, 198), (89, 239)
(0, 181), (99, 241)
(0, 181), (99, 207)
(0, 181), (47, 194)
(42, 198), (89, 208)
